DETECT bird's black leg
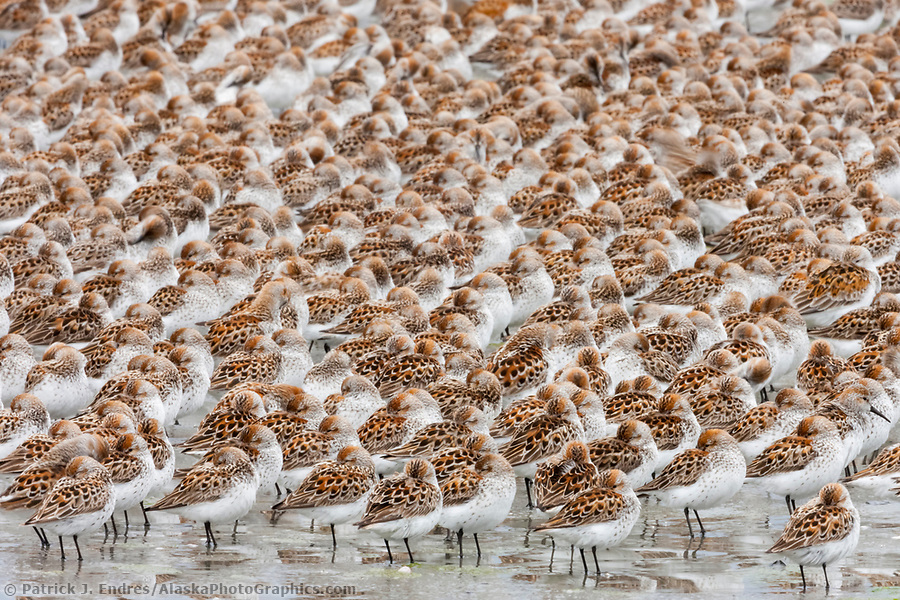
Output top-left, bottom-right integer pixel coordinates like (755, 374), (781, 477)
(58, 536), (65, 561)
(205, 522), (218, 547)
(404, 538), (414, 563)
(693, 510), (706, 537)
(330, 524), (337, 549)
(579, 548), (588, 573)
(457, 529), (464, 560)
(823, 564), (829, 590)
(800, 565), (806, 590)
(474, 533), (482, 557)
(73, 536), (83, 561)
(684, 507), (694, 538)
(385, 539), (393, 563)
(592, 547), (600, 574)
(33, 527), (47, 547)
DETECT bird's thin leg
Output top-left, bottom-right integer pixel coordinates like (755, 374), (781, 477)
(205, 522), (218, 547)
(579, 548), (588, 573)
(823, 564), (829, 590)
(385, 539), (393, 563)
(785, 495), (792, 516)
(124, 510), (129, 529)
(592, 547), (600, 574)
(330, 524), (337, 549)
(524, 478), (534, 509)
(33, 527), (46, 547)
(404, 538), (414, 564)
(110, 517), (118, 537)
(58, 536), (65, 561)
(457, 529), (464, 561)
(275, 483), (282, 497)
(684, 507), (694, 538)
(233, 520), (238, 535)
(141, 502), (150, 526)
(73, 536), (83, 561)
(693, 510), (706, 537)
(474, 533), (482, 557)
(549, 538), (555, 571)
(800, 565), (806, 590)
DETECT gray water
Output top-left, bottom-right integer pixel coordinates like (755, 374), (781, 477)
(2, 472), (900, 600)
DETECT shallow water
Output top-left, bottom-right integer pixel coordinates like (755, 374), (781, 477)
(3, 378), (899, 599)
(3, 462), (900, 600)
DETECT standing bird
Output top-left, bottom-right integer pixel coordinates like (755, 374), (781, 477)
(355, 458), (442, 564)
(534, 469), (641, 575)
(767, 483), (861, 590)
(533, 440), (600, 516)
(272, 445), (378, 549)
(745, 416), (844, 515)
(146, 447), (259, 547)
(636, 430), (746, 538)
(24, 456), (116, 561)
(438, 453), (516, 560)
(499, 396), (584, 508)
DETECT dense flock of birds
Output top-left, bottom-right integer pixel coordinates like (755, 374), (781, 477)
(3, 0), (900, 590)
